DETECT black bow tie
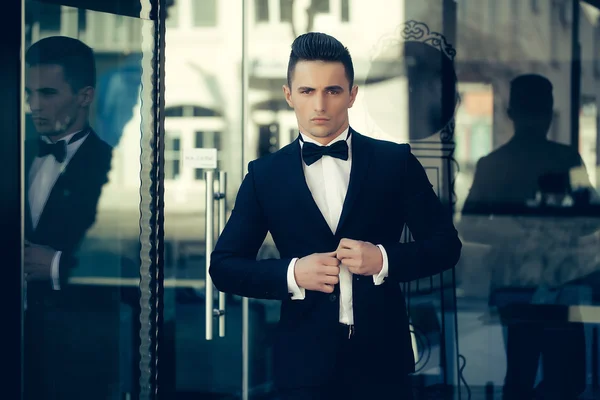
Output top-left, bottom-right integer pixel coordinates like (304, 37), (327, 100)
(302, 140), (349, 166)
(37, 130), (88, 163)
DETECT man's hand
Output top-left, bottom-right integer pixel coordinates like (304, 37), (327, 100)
(294, 252), (340, 293)
(336, 238), (383, 276)
(24, 241), (56, 282)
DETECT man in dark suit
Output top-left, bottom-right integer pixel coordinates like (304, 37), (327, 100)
(23, 36), (112, 399)
(209, 32), (462, 400)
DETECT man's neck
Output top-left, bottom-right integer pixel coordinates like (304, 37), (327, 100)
(47, 125), (88, 143)
(304, 125), (349, 146)
(513, 128), (548, 142)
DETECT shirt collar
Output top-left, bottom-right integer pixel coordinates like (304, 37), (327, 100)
(41, 129), (85, 145)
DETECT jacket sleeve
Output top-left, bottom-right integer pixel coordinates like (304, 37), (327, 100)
(381, 146), (462, 282)
(209, 161), (292, 300)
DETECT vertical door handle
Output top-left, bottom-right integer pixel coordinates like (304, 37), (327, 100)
(215, 171), (227, 337)
(204, 170), (215, 340)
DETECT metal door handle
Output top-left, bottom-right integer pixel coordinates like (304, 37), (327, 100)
(205, 170), (227, 340)
(204, 170), (215, 340)
(215, 171), (227, 337)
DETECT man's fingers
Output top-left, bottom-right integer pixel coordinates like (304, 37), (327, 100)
(322, 274), (339, 286)
(343, 258), (361, 269)
(322, 265), (340, 276)
(336, 248), (355, 260)
(338, 238), (360, 250)
(321, 256), (340, 266)
(321, 284), (334, 294)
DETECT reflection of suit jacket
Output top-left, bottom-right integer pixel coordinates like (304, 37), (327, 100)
(462, 137), (589, 216)
(25, 130), (112, 300)
(210, 129), (462, 389)
(460, 136), (599, 289)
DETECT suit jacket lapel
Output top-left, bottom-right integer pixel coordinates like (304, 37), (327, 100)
(283, 137), (335, 238)
(34, 132), (96, 234)
(24, 140), (38, 237)
(336, 129), (372, 235)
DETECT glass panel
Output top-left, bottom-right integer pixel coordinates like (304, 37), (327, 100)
(455, 1), (600, 399)
(22, 0), (159, 398)
(162, 0), (244, 397)
(232, 0), (600, 399)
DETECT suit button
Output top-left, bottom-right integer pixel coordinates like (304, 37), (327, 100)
(329, 294), (337, 302)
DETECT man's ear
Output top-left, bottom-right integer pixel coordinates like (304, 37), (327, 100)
(283, 85), (294, 108)
(78, 86), (95, 108)
(348, 85), (358, 108)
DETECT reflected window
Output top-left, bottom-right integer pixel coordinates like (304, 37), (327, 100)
(256, 0), (269, 22)
(39, 3), (61, 33)
(165, 132), (181, 180)
(488, 0), (496, 32)
(78, 8), (87, 31)
(341, 0), (350, 22)
(195, 131), (221, 150)
(192, 0), (217, 27)
(550, 0), (560, 67)
(165, 105), (221, 118)
(312, 0), (329, 13)
(595, 26), (600, 78)
(280, 0), (293, 22)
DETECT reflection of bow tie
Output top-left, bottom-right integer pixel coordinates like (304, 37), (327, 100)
(37, 130), (88, 163)
(38, 140), (67, 163)
(300, 132), (351, 166)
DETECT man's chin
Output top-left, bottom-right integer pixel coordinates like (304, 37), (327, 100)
(308, 127), (334, 138)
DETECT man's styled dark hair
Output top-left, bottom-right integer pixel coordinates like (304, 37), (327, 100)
(25, 36), (96, 91)
(287, 32), (354, 89)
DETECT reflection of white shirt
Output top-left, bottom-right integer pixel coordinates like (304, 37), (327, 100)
(28, 130), (89, 290)
(286, 127), (389, 325)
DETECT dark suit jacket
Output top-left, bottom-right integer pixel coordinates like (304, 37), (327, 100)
(210, 129), (462, 389)
(25, 130), (113, 300)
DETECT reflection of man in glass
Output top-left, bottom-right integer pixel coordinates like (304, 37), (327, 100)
(210, 32), (462, 400)
(462, 74), (596, 400)
(24, 36), (112, 398)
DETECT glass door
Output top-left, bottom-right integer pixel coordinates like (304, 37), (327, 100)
(161, 0), (246, 398)
(21, 0), (163, 398)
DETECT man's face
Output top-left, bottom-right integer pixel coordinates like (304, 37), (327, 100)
(283, 60), (357, 144)
(25, 64), (91, 137)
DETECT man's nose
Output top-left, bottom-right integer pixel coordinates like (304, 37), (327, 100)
(27, 93), (40, 111)
(313, 93), (326, 112)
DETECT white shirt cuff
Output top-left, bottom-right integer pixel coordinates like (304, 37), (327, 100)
(287, 258), (305, 300)
(51, 251), (62, 290)
(373, 245), (389, 285)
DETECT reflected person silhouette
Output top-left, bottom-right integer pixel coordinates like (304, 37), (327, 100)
(23, 36), (113, 399)
(461, 74), (596, 400)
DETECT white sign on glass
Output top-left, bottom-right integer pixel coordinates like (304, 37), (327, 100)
(183, 148), (218, 169)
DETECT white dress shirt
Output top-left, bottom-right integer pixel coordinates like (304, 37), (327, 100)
(28, 130), (88, 291)
(286, 127), (389, 325)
